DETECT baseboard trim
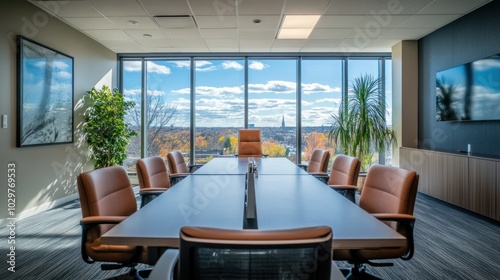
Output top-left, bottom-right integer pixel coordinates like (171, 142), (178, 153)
(0, 193), (78, 228)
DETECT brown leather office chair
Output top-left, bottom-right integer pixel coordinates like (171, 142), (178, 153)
(137, 156), (173, 207)
(147, 226), (336, 280)
(327, 155), (361, 203)
(167, 151), (200, 183)
(77, 166), (148, 274)
(333, 164), (419, 279)
(299, 148), (330, 173)
(237, 129), (264, 157)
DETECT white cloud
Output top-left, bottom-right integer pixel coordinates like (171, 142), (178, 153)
(249, 61), (267, 70)
(196, 86), (243, 96)
(222, 60), (243, 70)
(302, 83), (341, 94)
(123, 61), (142, 72)
(123, 88), (141, 95)
(249, 80), (296, 94)
(146, 61), (171, 74)
(316, 98), (341, 104)
(56, 70), (72, 79)
(147, 89), (165, 96)
(123, 61), (171, 74)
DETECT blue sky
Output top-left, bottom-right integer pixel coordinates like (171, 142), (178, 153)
(123, 58), (388, 127)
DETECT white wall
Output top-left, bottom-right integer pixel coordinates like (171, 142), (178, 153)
(0, 1), (117, 226)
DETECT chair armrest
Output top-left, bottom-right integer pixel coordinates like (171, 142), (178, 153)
(79, 216), (128, 264)
(188, 164), (203, 173)
(309, 172), (329, 184)
(372, 213), (415, 222)
(297, 164), (308, 171)
(328, 184), (357, 191)
(148, 249), (179, 280)
(140, 188), (167, 195)
(170, 173), (189, 185)
(372, 213), (416, 260)
(80, 216), (127, 225)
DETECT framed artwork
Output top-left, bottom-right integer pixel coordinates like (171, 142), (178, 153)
(17, 35), (74, 147)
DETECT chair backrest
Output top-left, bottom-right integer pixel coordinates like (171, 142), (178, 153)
(359, 165), (419, 217)
(307, 148), (330, 173)
(328, 154), (361, 185)
(77, 166), (139, 263)
(137, 156), (171, 190)
(167, 150), (189, 174)
(237, 129), (263, 157)
(179, 226), (333, 280)
(78, 166), (137, 220)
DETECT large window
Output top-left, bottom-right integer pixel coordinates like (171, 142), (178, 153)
(120, 54), (392, 169)
(300, 59), (342, 166)
(248, 59), (297, 161)
(194, 59), (245, 163)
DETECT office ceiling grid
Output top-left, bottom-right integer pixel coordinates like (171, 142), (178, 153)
(29, 0), (491, 53)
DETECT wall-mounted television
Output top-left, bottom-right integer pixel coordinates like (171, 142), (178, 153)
(436, 54), (500, 121)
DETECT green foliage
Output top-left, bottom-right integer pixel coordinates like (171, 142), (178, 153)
(328, 74), (396, 171)
(83, 85), (137, 169)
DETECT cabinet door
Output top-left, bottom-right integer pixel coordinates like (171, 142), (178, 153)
(497, 162), (500, 220)
(400, 148), (429, 194)
(428, 152), (447, 200)
(446, 154), (468, 207)
(469, 158), (496, 219)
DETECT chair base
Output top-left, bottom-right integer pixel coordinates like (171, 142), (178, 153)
(341, 264), (383, 280)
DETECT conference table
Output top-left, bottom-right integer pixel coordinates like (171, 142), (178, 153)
(102, 157), (406, 252)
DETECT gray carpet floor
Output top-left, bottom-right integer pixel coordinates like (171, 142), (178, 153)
(1, 190), (499, 280)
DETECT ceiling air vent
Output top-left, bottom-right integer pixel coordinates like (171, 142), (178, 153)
(153, 15), (197, 29)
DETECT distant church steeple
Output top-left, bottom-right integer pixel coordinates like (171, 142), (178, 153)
(281, 115), (285, 128)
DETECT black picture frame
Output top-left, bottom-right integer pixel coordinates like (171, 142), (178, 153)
(16, 36), (74, 147)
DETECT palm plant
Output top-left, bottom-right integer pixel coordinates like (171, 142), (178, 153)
(328, 74), (396, 171)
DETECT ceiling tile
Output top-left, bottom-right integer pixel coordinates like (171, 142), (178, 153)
(238, 0), (285, 15)
(238, 15), (281, 29)
(139, 0), (191, 15)
(200, 29), (238, 39)
(397, 14), (462, 29)
(195, 15), (237, 28)
(124, 29), (168, 40)
(205, 38), (239, 47)
(325, 0), (385, 15)
(271, 46), (303, 52)
(300, 47), (334, 52)
(381, 28), (434, 39)
(283, 0), (331, 14)
(189, 0), (236, 16)
(83, 29), (131, 40)
(239, 29), (277, 39)
(107, 17), (158, 29)
(272, 39), (306, 47)
(170, 38), (207, 48)
(303, 39), (342, 47)
(316, 15), (365, 28)
(208, 47), (240, 52)
(31, 1), (101, 17)
(63, 17), (115, 30)
(418, 0), (492, 15)
(308, 29), (352, 39)
(136, 38), (174, 48)
(239, 39), (273, 48)
(371, 0), (434, 15)
(87, 0), (148, 17)
(164, 29), (202, 39)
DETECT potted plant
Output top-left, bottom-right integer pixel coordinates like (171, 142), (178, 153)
(82, 85), (136, 169)
(328, 74), (396, 186)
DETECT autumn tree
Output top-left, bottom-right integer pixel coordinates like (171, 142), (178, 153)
(262, 140), (287, 157)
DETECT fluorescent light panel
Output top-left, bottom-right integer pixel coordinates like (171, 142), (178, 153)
(277, 15), (321, 39)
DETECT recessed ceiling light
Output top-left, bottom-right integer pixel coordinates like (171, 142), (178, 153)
(253, 19), (262, 24)
(128, 20), (139, 26)
(143, 33), (152, 38)
(277, 15), (321, 39)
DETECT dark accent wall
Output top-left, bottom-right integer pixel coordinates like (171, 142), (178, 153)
(418, 0), (500, 157)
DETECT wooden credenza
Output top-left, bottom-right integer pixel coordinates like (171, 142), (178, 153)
(400, 147), (499, 221)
